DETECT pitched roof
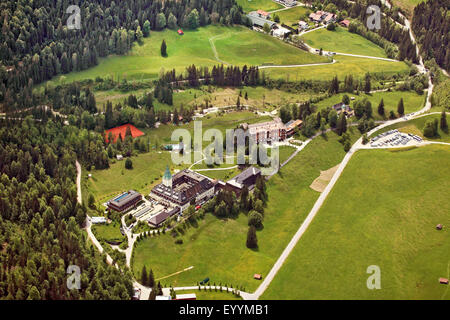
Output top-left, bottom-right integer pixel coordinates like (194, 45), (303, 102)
(247, 13), (276, 28)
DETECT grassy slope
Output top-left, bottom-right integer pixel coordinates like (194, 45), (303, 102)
(212, 29), (328, 66)
(275, 6), (310, 26)
(132, 129), (361, 291)
(263, 55), (410, 81)
(235, 0), (283, 13)
(262, 145), (450, 299)
(315, 90), (426, 120)
(43, 25), (326, 86)
(301, 26), (387, 58)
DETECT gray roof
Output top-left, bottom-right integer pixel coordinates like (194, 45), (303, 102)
(148, 207), (179, 226)
(231, 166), (261, 185)
(109, 190), (141, 207)
(246, 14), (276, 28)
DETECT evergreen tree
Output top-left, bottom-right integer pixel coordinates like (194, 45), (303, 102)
(397, 98), (405, 116)
(141, 266), (148, 286)
(440, 111), (448, 132)
(143, 20), (151, 37)
(246, 226), (258, 249)
(148, 269), (155, 288)
(377, 99), (385, 116)
(161, 40), (167, 57)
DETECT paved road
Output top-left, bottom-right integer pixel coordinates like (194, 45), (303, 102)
(76, 160), (82, 205)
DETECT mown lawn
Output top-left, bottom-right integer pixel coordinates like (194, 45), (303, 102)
(92, 221), (126, 243)
(85, 151), (182, 205)
(132, 129), (361, 292)
(262, 144), (450, 299)
(315, 90), (426, 120)
(300, 26), (387, 58)
(263, 55), (410, 81)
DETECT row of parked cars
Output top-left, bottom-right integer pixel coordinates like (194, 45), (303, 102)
(370, 130), (422, 148)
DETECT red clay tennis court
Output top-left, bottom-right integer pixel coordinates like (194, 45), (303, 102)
(104, 124), (144, 143)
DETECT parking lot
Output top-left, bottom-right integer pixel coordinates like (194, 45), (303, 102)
(369, 129), (423, 148)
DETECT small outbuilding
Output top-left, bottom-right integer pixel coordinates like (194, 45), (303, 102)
(436, 224), (443, 230)
(175, 293), (197, 300)
(439, 278), (449, 284)
(254, 274), (262, 280)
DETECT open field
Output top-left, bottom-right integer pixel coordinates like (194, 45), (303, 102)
(301, 26), (388, 58)
(132, 129), (361, 291)
(315, 90), (425, 120)
(212, 29), (328, 66)
(262, 145), (450, 299)
(273, 6), (310, 27)
(263, 55), (410, 81)
(236, 0), (283, 13)
(42, 25), (327, 86)
(369, 113), (450, 143)
(92, 221), (126, 243)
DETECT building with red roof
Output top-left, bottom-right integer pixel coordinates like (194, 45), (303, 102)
(104, 124), (144, 143)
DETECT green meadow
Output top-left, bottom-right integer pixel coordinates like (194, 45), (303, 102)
(262, 145), (450, 299)
(44, 25), (327, 86)
(275, 6), (311, 26)
(301, 26), (388, 58)
(235, 0), (283, 13)
(132, 129), (361, 291)
(263, 55), (410, 81)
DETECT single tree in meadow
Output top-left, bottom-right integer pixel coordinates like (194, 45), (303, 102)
(397, 98), (405, 116)
(246, 226), (258, 249)
(161, 39), (167, 57)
